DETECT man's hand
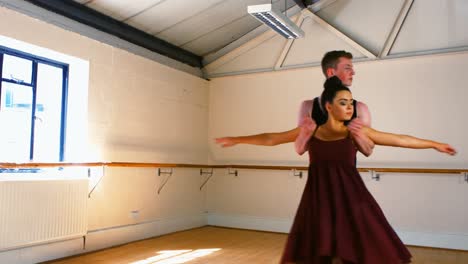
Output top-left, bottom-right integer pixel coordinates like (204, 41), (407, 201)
(347, 118), (364, 135)
(295, 115), (317, 155)
(299, 115), (316, 134)
(348, 118), (374, 156)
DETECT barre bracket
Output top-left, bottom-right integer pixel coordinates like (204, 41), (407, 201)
(293, 169), (303, 178)
(228, 168), (238, 177)
(157, 168), (174, 194)
(88, 166), (105, 198)
(369, 170), (380, 181)
(200, 168), (214, 190)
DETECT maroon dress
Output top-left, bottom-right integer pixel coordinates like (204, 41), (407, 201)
(280, 135), (412, 264)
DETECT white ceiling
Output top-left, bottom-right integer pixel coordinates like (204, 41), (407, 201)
(71, 0), (468, 78)
(73, 0), (299, 57)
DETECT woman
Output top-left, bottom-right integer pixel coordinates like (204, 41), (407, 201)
(280, 76), (456, 264)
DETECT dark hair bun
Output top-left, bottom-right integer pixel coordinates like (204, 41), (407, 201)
(324, 75), (343, 91)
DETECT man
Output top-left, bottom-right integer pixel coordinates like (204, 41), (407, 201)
(215, 50), (374, 156)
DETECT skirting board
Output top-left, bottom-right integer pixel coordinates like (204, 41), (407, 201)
(85, 214), (206, 252)
(0, 214), (206, 264)
(206, 213), (468, 251)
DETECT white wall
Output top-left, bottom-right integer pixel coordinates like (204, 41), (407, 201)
(0, 6), (209, 264)
(208, 52), (468, 250)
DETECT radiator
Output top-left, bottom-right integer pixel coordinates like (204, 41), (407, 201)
(0, 178), (88, 251)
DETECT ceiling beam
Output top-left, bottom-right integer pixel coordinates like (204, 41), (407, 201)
(24, 0), (202, 68)
(202, 4), (302, 67)
(202, 28), (278, 74)
(379, 0), (414, 58)
(275, 14), (305, 70)
(303, 9), (376, 59)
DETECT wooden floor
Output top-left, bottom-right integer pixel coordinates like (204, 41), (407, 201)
(45, 226), (468, 264)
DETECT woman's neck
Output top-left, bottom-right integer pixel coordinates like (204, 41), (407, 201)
(316, 119), (348, 140)
(322, 118), (347, 132)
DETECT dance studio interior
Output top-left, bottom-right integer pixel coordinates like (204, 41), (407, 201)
(0, 0), (467, 263)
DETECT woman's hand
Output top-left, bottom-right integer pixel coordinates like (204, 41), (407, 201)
(434, 143), (457, 155)
(215, 137), (237, 147)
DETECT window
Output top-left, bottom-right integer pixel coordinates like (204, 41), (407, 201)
(0, 46), (69, 162)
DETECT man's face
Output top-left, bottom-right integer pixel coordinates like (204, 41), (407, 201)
(331, 57), (355, 87)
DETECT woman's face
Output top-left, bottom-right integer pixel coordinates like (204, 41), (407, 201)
(327, 90), (354, 121)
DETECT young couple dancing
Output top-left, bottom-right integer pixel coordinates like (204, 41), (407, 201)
(215, 50), (456, 264)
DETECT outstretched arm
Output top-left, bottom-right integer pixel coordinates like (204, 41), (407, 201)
(215, 100), (314, 148)
(363, 127), (456, 155)
(348, 102), (374, 157)
(215, 128), (300, 147)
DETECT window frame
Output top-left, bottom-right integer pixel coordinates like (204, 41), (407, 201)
(0, 45), (69, 161)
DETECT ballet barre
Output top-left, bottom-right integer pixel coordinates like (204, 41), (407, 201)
(1, 163), (467, 188)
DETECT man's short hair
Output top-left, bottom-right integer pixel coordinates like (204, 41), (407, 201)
(321, 50), (353, 76)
